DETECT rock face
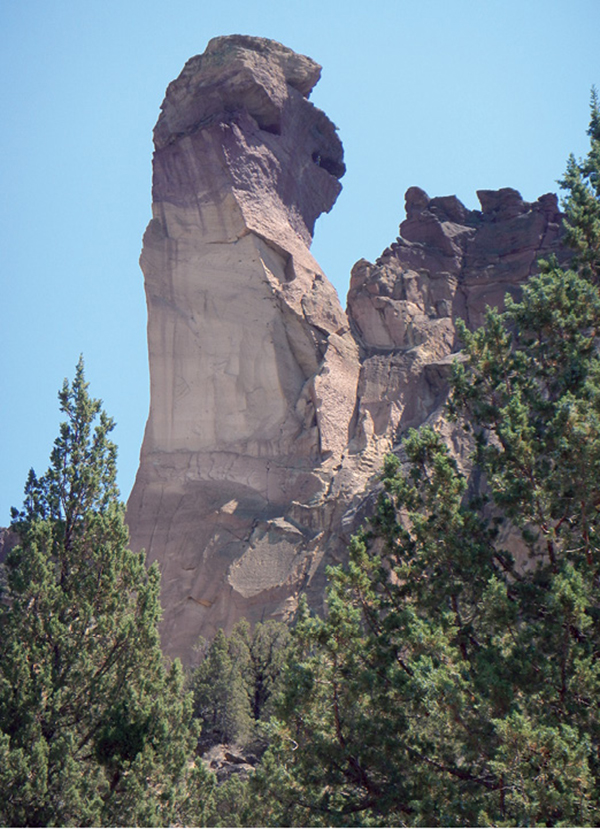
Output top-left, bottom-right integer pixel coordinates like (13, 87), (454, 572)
(127, 36), (360, 661)
(127, 36), (567, 662)
(0, 527), (18, 566)
(348, 186), (567, 449)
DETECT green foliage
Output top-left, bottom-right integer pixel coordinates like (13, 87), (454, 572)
(0, 359), (208, 827)
(191, 619), (291, 750)
(560, 88), (600, 281)
(200, 772), (266, 829)
(192, 628), (254, 748)
(252, 94), (600, 826)
(186, 620), (292, 827)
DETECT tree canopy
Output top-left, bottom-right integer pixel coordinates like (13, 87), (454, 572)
(0, 359), (209, 827)
(250, 90), (600, 827)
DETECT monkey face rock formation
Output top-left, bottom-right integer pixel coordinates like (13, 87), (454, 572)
(128, 36), (568, 662)
(127, 36), (359, 660)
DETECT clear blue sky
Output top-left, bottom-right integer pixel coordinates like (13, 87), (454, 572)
(1, 0), (599, 522)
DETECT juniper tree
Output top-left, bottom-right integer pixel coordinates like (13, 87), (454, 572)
(191, 619), (291, 751)
(192, 628), (254, 749)
(252, 91), (600, 827)
(0, 359), (208, 827)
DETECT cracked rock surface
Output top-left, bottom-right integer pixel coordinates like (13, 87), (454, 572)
(127, 36), (568, 662)
(348, 185), (567, 445)
(127, 36), (359, 660)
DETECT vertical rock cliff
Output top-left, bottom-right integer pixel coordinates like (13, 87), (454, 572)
(127, 36), (359, 660)
(128, 36), (567, 662)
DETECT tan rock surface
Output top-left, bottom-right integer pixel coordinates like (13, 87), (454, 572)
(127, 37), (568, 663)
(347, 186), (567, 445)
(127, 36), (359, 661)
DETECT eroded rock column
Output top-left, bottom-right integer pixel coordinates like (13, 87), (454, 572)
(127, 36), (359, 661)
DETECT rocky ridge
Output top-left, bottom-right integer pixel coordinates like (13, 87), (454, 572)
(126, 36), (567, 662)
(348, 184), (566, 447)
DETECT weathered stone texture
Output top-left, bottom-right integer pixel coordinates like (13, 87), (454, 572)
(127, 36), (567, 662)
(348, 185), (567, 445)
(0, 527), (18, 565)
(127, 36), (359, 661)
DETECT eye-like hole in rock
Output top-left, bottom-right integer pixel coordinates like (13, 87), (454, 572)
(311, 151), (346, 179)
(259, 121), (281, 136)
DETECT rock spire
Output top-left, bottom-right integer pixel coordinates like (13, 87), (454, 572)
(127, 36), (567, 662)
(127, 36), (359, 660)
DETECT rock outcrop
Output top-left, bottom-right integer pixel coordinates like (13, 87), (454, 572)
(127, 36), (567, 662)
(348, 185), (567, 449)
(0, 527), (18, 566)
(127, 36), (360, 661)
